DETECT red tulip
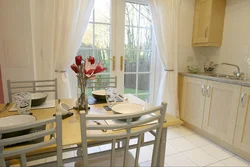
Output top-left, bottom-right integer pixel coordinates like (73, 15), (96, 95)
(75, 55), (82, 66)
(89, 56), (95, 64)
(94, 61), (107, 74)
(70, 64), (79, 73)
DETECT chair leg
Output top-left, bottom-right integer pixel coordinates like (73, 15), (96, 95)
(157, 128), (167, 166)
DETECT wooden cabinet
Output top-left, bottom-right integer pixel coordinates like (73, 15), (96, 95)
(192, 0), (226, 47)
(181, 77), (206, 128)
(202, 81), (241, 144)
(234, 87), (250, 154)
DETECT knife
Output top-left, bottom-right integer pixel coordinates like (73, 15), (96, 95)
(0, 103), (10, 113)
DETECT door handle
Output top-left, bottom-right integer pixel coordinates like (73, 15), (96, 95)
(120, 56), (128, 71)
(109, 56), (115, 71)
(206, 86), (210, 97)
(201, 85), (205, 96)
(241, 93), (246, 107)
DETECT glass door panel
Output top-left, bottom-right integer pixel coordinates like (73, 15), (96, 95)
(123, 1), (153, 103)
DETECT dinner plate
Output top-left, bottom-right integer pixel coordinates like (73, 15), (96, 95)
(111, 103), (145, 114)
(0, 115), (36, 128)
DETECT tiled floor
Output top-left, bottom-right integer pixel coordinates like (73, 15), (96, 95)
(10, 126), (250, 167)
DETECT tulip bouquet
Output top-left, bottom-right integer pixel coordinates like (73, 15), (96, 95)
(70, 55), (107, 111)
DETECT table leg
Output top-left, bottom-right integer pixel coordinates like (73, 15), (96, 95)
(157, 128), (167, 166)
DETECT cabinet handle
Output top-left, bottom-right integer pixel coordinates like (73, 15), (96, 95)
(205, 27), (208, 38)
(201, 85), (205, 96)
(241, 93), (246, 107)
(206, 86), (210, 97)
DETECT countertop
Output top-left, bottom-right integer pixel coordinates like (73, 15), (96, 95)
(179, 72), (250, 87)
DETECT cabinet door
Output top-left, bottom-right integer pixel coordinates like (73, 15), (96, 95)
(181, 77), (206, 128)
(193, 0), (212, 43)
(203, 81), (241, 144)
(234, 87), (250, 154)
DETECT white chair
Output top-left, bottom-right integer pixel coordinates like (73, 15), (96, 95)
(0, 113), (62, 167)
(87, 76), (117, 90)
(7, 79), (58, 102)
(75, 102), (167, 167)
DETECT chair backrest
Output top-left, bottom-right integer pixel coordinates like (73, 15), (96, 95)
(7, 79), (58, 102)
(87, 76), (117, 90)
(79, 102), (167, 167)
(0, 113), (62, 167)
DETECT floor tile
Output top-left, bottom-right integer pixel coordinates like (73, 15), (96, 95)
(139, 161), (152, 167)
(183, 148), (218, 166)
(99, 143), (112, 151)
(207, 161), (226, 166)
(144, 132), (155, 142)
(130, 146), (153, 163)
(88, 146), (101, 154)
(171, 126), (194, 136)
(165, 143), (179, 156)
(167, 129), (182, 140)
(221, 156), (250, 166)
(168, 137), (196, 152)
(185, 134), (211, 147)
(165, 153), (198, 166)
(201, 144), (234, 161)
(64, 162), (75, 167)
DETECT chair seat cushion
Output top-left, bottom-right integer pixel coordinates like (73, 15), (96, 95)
(75, 151), (136, 167)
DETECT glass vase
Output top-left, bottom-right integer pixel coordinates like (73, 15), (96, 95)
(77, 75), (88, 113)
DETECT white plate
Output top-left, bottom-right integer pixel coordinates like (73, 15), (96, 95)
(0, 115), (36, 128)
(92, 90), (105, 96)
(111, 103), (145, 114)
(31, 92), (47, 100)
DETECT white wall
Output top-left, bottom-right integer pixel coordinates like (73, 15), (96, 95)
(0, 0), (35, 102)
(178, 0), (250, 77)
(204, 0), (250, 77)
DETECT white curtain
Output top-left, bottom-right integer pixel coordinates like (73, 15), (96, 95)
(148, 0), (180, 117)
(31, 0), (95, 98)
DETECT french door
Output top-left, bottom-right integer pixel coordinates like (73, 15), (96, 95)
(77, 0), (156, 103)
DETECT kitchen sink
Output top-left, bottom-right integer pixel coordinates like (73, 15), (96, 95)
(201, 73), (250, 81)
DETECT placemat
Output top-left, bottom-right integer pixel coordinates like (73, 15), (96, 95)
(9, 100), (55, 112)
(103, 106), (112, 111)
(53, 112), (73, 120)
(88, 96), (123, 105)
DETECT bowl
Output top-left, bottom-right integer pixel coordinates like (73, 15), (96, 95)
(31, 92), (48, 106)
(187, 65), (200, 74)
(92, 90), (106, 101)
(111, 103), (145, 121)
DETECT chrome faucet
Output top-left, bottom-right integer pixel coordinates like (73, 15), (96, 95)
(221, 63), (244, 77)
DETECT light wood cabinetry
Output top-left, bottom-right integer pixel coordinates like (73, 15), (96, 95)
(179, 75), (250, 160)
(234, 87), (250, 154)
(181, 77), (206, 128)
(202, 81), (241, 144)
(192, 0), (226, 47)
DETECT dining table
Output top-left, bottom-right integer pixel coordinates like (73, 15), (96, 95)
(0, 94), (183, 166)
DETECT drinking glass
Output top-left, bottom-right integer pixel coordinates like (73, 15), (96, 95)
(13, 92), (32, 115)
(105, 88), (117, 108)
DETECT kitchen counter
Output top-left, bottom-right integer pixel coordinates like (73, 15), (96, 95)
(179, 72), (250, 87)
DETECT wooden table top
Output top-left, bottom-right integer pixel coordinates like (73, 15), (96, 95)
(0, 94), (183, 150)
